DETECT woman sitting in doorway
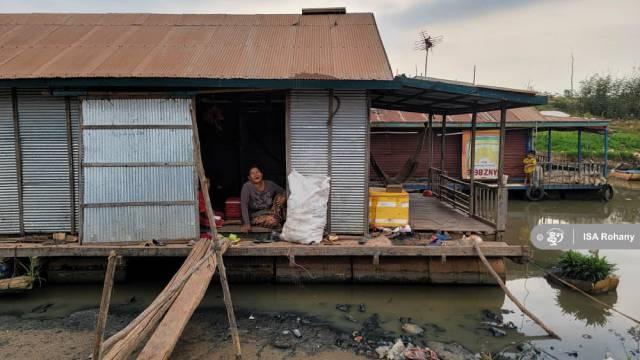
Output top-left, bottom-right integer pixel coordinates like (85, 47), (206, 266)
(240, 165), (286, 232)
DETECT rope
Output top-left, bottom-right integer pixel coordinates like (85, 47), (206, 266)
(530, 260), (640, 325)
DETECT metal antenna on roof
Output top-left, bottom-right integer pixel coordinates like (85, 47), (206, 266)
(415, 30), (443, 78)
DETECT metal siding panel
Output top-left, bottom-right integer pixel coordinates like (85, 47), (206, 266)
(0, 89), (20, 233)
(83, 166), (194, 204)
(330, 90), (367, 234)
(289, 90), (329, 177)
(81, 98), (196, 243)
(70, 97), (80, 232)
(83, 128), (193, 163)
(505, 129), (528, 179)
(83, 205), (195, 243)
(82, 98), (191, 125)
(18, 89), (72, 232)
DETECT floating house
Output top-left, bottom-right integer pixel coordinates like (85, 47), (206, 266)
(370, 107), (611, 200)
(0, 10), (547, 283)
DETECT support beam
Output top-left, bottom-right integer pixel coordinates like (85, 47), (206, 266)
(603, 127), (609, 176)
(440, 113), (446, 172)
(546, 128), (552, 171)
(427, 113), (433, 176)
(496, 104), (507, 235)
(469, 110), (477, 216)
(577, 128), (583, 164)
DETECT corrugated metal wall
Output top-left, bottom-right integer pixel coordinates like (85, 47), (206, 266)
(70, 98), (81, 233)
(370, 130), (461, 179)
(370, 128), (529, 180)
(0, 89), (20, 233)
(288, 90), (368, 234)
(288, 90), (329, 176)
(17, 89), (75, 233)
(504, 129), (528, 179)
(329, 90), (368, 234)
(81, 98), (197, 243)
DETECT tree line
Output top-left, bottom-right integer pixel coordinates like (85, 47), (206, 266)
(541, 69), (640, 120)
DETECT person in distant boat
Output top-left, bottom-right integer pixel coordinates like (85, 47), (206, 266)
(240, 165), (286, 232)
(523, 150), (537, 185)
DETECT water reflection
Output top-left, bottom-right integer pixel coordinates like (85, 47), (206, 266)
(550, 280), (618, 327)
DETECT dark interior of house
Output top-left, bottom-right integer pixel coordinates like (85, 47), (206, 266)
(196, 91), (287, 216)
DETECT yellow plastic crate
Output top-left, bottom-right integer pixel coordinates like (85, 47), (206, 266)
(368, 187), (409, 228)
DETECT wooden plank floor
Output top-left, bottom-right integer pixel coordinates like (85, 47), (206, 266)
(409, 194), (495, 234)
(0, 238), (527, 258)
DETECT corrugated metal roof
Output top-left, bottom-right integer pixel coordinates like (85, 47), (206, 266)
(370, 107), (608, 125)
(0, 13), (393, 81)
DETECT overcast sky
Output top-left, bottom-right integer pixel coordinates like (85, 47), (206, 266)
(2, 0), (639, 94)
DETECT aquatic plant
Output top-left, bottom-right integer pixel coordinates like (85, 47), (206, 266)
(19, 257), (45, 287)
(557, 250), (617, 282)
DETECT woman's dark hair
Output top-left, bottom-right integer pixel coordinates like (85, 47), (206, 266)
(248, 164), (263, 174)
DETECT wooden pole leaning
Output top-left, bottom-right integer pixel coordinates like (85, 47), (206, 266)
(93, 251), (119, 360)
(190, 99), (242, 358)
(473, 242), (561, 339)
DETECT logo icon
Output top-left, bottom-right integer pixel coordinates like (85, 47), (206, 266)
(544, 228), (564, 246)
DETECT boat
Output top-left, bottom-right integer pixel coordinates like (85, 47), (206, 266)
(0, 275), (34, 294)
(610, 169), (640, 181)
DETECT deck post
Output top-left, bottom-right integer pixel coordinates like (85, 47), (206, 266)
(440, 113), (446, 172)
(428, 113), (433, 179)
(577, 128), (582, 164)
(496, 104), (507, 236)
(603, 127), (609, 176)
(469, 109), (477, 216)
(546, 128), (552, 171)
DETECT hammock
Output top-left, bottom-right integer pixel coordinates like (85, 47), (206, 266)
(371, 126), (428, 185)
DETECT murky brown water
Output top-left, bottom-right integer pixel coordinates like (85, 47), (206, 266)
(1, 178), (639, 359)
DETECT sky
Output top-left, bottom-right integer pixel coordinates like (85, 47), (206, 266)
(1, 0), (639, 94)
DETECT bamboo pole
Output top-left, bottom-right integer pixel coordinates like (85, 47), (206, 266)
(93, 251), (118, 360)
(190, 99), (242, 358)
(473, 242), (561, 339)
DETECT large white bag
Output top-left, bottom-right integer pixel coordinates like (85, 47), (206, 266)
(280, 170), (330, 244)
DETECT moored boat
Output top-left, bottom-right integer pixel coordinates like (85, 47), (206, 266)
(609, 169), (640, 181)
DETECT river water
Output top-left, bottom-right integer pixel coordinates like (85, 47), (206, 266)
(1, 178), (639, 359)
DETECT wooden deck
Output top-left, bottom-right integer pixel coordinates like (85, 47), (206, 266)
(0, 237), (527, 259)
(409, 194), (495, 234)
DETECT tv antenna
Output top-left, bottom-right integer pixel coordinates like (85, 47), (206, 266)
(415, 30), (443, 78)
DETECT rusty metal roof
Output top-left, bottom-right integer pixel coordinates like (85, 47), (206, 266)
(370, 107), (609, 128)
(0, 13), (393, 81)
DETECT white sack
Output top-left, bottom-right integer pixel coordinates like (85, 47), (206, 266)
(280, 170), (330, 244)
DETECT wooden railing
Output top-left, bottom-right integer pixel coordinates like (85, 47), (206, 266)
(537, 160), (606, 185)
(430, 167), (504, 229)
(473, 182), (499, 226)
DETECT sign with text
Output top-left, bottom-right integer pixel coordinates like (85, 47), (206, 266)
(531, 224), (640, 250)
(461, 130), (499, 180)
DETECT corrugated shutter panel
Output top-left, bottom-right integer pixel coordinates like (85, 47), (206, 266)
(330, 90), (367, 234)
(288, 90), (329, 176)
(70, 98), (81, 233)
(81, 98), (197, 243)
(505, 129), (528, 179)
(0, 89), (20, 234)
(17, 89), (72, 232)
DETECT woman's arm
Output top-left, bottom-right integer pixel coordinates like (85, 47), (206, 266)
(268, 180), (285, 195)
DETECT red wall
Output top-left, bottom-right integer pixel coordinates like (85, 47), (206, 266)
(370, 129), (529, 181)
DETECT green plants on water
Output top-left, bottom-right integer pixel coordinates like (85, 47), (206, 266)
(557, 250), (617, 283)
